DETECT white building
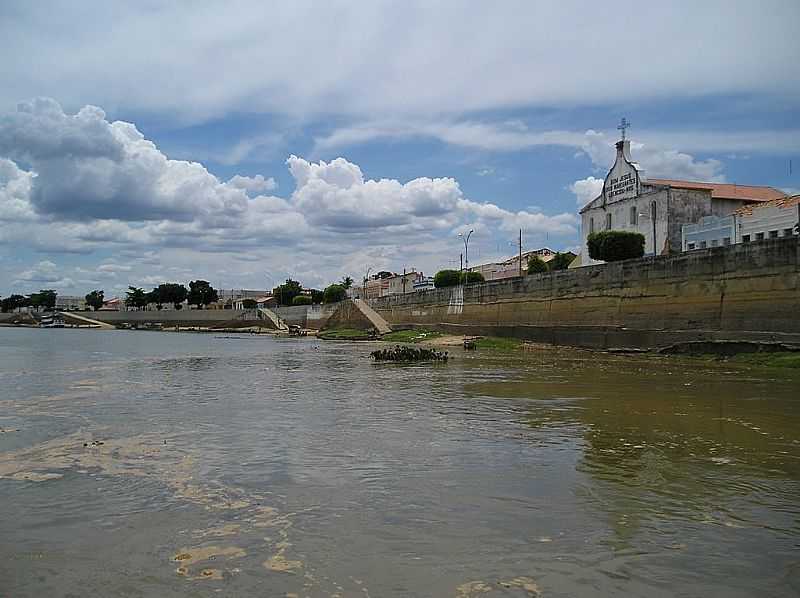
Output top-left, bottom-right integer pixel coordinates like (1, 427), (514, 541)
(681, 195), (798, 250)
(578, 133), (784, 265)
(736, 195), (799, 243)
(54, 295), (86, 311)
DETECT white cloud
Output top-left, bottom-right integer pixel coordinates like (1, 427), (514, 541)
(1, 3), (797, 121)
(0, 100), (580, 295)
(227, 174), (277, 194)
(570, 177), (604, 207)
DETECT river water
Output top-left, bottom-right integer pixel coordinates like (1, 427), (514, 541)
(0, 328), (798, 597)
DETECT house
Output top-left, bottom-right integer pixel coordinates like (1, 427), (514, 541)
(99, 297), (122, 311)
(469, 248), (556, 280)
(54, 295), (86, 311)
(735, 194), (799, 243)
(578, 127), (784, 265)
(681, 194), (798, 250)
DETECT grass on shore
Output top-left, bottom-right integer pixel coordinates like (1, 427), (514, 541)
(317, 327), (376, 340)
(382, 329), (444, 343)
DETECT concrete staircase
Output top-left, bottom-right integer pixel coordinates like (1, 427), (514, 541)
(258, 308), (288, 330)
(59, 312), (115, 329)
(352, 299), (392, 335)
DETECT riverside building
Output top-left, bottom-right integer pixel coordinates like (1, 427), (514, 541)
(578, 121), (784, 266)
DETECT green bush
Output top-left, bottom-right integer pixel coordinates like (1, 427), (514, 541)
(527, 257), (548, 274)
(587, 231), (645, 262)
(291, 295), (312, 306)
(462, 271), (484, 284)
(322, 284), (347, 303)
(433, 270), (485, 287)
(434, 269), (461, 288)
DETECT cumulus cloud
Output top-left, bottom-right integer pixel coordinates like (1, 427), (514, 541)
(0, 100), (579, 295)
(0, 98), (249, 222)
(227, 174), (277, 194)
(15, 260), (74, 289)
(570, 177), (604, 207)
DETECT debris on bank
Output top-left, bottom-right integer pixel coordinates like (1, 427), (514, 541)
(370, 345), (449, 362)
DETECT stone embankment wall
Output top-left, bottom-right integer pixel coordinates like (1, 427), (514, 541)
(371, 238), (800, 350)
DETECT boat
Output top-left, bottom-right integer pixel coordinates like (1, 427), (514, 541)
(39, 314), (65, 328)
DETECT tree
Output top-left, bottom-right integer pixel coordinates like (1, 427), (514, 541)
(292, 295), (312, 306)
(241, 298), (257, 309)
(29, 289), (57, 311)
(527, 257), (548, 274)
(434, 270), (462, 288)
(273, 278), (303, 306)
(587, 231), (645, 262)
(309, 289), (324, 304)
(339, 276), (353, 289)
(187, 280), (218, 308)
(0, 294), (27, 313)
(85, 290), (105, 311)
(145, 289), (162, 310)
(547, 252), (576, 271)
(125, 286), (148, 310)
(153, 283), (188, 309)
(322, 284), (347, 303)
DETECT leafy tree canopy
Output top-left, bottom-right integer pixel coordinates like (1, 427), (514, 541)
(547, 252), (576, 271)
(527, 256), (548, 274)
(187, 280), (218, 307)
(29, 289), (57, 310)
(125, 286), (148, 309)
(323, 284), (347, 303)
(273, 278), (303, 306)
(85, 290), (105, 311)
(339, 276), (353, 289)
(241, 298), (257, 309)
(0, 294), (28, 313)
(292, 295), (312, 306)
(152, 283), (188, 309)
(587, 231), (645, 262)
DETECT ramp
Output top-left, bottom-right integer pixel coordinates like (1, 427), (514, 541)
(352, 299), (392, 335)
(258, 308), (288, 330)
(59, 312), (115, 329)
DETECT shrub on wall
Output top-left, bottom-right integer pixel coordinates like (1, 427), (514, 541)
(434, 270), (485, 287)
(291, 295), (312, 306)
(434, 269), (461, 288)
(322, 284), (347, 303)
(527, 257), (548, 274)
(462, 271), (485, 284)
(587, 231), (645, 262)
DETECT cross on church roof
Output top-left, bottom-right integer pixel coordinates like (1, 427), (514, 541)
(617, 117), (631, 141)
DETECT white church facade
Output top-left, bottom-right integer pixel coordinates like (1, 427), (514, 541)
(577, 130), (785, 266)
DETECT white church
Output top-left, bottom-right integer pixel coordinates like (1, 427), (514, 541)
(577, 121), (785, 266)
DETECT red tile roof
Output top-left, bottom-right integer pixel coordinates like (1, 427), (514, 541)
(733, 194), (800, 216)
(646, 179), (786, 203)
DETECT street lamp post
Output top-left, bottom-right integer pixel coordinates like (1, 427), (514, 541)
(458, 229), (474, 283)
(363, 266), (372, 301)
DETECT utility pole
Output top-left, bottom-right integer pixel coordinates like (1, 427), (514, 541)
(402, 267), (407, 294)
(518, 229), (523, 277)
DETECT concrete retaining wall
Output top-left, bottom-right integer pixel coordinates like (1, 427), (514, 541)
(371, 238), (800, 350)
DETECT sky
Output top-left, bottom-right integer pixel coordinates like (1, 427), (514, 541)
(1, 1), (799, 297)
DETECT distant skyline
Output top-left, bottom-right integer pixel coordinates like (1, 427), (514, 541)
(1, 1), (799, 296)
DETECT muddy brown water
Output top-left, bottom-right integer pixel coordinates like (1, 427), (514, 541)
(1, 327), (798, 597)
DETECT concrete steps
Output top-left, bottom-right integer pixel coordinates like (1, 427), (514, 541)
(352, 299), (392, 335)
